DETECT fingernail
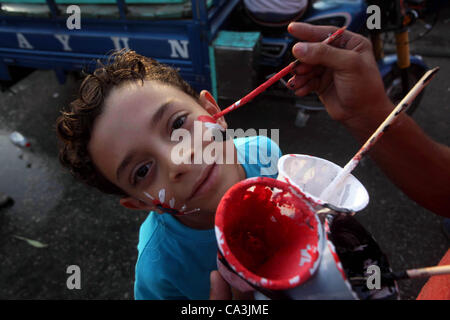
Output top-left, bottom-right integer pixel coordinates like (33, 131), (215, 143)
(293, 43), (308, 57)
(287, 79), (295, 88)
(287, 22), (294, 31)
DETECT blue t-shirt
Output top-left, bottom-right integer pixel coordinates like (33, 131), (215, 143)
(134, 135), (282, 300)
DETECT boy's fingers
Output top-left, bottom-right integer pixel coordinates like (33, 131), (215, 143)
(210, 271), (232, 300)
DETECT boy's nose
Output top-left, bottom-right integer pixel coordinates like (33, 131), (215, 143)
(167, 146), (195, 182)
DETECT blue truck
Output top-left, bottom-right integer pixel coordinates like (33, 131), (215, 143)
(0, 0), (372, 98)
(0, 0), (245, 93)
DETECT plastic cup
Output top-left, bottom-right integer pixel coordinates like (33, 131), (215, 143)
(277, 154), (369, 212)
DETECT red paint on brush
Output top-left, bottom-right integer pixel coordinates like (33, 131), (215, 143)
(152, 199), (185, 215)
(215, 177), (320, 290)
(213, 62), (297, 120)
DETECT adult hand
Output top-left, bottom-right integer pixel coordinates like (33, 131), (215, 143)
(287, 22), (392, 126)
(209, 270), (232, 300)
(287, 23), (450, 217)
(209, 270), (255, 300)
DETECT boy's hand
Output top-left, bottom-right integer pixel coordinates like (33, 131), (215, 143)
(287, 23), (392, 127)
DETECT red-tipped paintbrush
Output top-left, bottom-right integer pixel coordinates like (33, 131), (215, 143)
(198, 26), (347, 126)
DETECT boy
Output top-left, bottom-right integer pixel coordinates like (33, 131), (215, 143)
(56, 50), (281, 299)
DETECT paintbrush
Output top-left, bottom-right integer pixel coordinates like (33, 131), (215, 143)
(319, 67), (440, 204)
(198, 26), (347, 126)
(349, 264), (450, 284)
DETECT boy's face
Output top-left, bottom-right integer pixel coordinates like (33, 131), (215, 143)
(88, 80), (245, 219)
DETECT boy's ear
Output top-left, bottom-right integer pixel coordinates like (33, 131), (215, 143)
(119, 197), (151, 211)
(199, 90), (227, 130)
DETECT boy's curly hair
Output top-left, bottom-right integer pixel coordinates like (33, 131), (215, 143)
(56, 50), (199, 196)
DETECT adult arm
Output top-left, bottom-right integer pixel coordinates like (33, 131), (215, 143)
(287, 23), (450, 217)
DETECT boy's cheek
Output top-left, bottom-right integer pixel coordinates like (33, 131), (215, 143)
(189, 163), (238, 212)
(216, 163), (243, 200)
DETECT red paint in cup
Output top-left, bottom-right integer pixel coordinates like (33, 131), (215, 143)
(215, 177), (322, 291)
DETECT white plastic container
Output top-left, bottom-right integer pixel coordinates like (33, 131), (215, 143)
(9, 131), (30, 148)
(277, 154), (369, 212)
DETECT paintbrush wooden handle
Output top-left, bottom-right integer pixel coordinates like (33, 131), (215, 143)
(350, 265), (450, 286)
(382, 265), (450, 281)
(319, 67), (440, 204)
(405, 265), (450, 279)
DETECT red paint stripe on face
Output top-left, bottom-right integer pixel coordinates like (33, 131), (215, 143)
(197, 115), (217, 123)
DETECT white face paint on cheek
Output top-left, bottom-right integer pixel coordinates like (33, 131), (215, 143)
(143, 190), (200, 215)
(158, 189), (165, 203)
(204, 122), (225, 132)
(183, 208), (201, 215)
(143, 191), (154, 200)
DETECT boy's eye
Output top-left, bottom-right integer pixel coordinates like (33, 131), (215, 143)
(133, 162), (152, 185)
(172, 115), (186, 131)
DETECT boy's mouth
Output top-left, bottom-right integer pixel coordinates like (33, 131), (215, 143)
(187, 162), (218, 202)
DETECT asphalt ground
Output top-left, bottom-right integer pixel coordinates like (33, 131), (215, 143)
(0, 12), (449, 300)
